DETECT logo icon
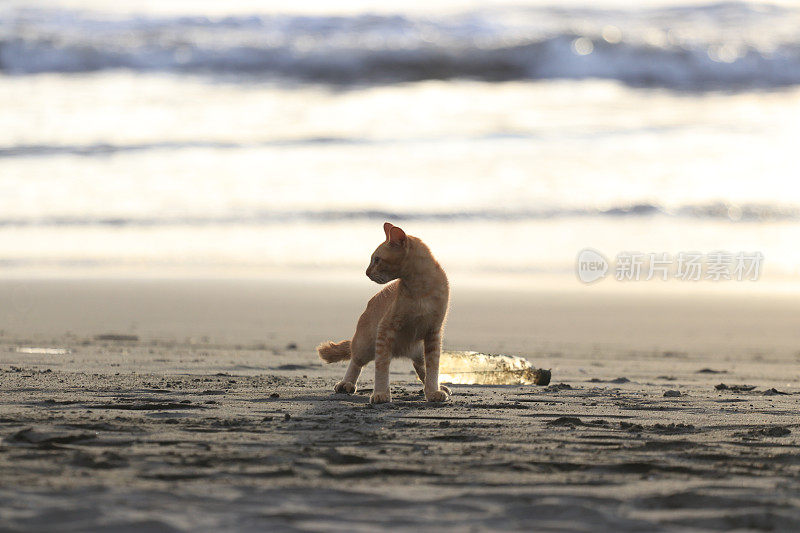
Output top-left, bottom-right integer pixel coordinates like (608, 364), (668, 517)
(576, 248), (609, 283)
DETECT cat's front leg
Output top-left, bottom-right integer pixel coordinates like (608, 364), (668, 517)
(423, 330), (449, 402)
(370, 325), (393, 404)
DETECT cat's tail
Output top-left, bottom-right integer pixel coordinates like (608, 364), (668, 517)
(317, 340), (352, 363)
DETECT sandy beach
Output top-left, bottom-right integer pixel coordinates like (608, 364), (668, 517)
(5, 0), (800, 530)
(2, 279), (799, 532)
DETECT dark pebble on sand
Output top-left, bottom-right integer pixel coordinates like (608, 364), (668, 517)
(276, 364), (306, 371)
(715, 383), (756, 392)
(652, 423), (695, 434)
(547, 416), (584, 427)
(764, 427), (791, 437)
(42, 399), (76, 405)
(71, 450), (128, 469)
(284, 413), (291, 421)
(545, 383), (572, 392)
(270, 392), (279, 398)
(742, 426), (792, 438)
(587, 377), (629, 384)
(620, 421), (644, 432)
(94, 334), (139, 342)
(663, 390), (681, 397)
(286, 342), (298, 350)
(6, 427), (97, 446)
(321, 448), (371, 465)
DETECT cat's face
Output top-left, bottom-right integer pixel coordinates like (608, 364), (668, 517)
(366, 223), (407, 284)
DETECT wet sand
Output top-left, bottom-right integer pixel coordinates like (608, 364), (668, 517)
(1, 279), (800, 532)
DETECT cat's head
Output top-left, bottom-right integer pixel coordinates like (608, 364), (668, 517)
(366, 222), (408, 284)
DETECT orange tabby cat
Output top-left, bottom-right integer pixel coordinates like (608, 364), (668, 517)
(317, 222), (450, 404)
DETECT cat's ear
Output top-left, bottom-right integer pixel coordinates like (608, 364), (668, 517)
(388, 226), (407, 246)
(383, 222), (394, 242)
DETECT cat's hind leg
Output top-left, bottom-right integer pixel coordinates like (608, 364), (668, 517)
(411, 342), (426, 383)
(334, 358), (362, 394)
(334, 335), (370, 394)
(411, 342), (450, 395)
(423, 330), (450, 402)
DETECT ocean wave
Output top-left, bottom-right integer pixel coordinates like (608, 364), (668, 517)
(0, 138), (364, 158)
(1, 203), (797, 228)
(1, 4), (800, 88)
(0, 126), (691, 158)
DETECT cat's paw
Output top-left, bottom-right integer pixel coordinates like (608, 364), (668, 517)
(418, 385), (451, 396)
(425, 389), (450, 403)
(369, 390), (391, 404)
(334, 381), (356, 394)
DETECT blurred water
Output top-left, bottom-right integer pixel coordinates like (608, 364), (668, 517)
(2, 1), (800, 284)
(3, 3), (800, 87)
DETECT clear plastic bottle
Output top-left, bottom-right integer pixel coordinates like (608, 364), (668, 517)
(439, 351), (550, 386)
